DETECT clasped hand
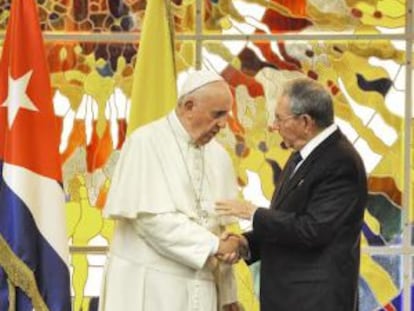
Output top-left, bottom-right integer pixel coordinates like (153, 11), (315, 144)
(215, 232), (247, 264)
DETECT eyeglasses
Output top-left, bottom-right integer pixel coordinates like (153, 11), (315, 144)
(273, 114), (299, 125)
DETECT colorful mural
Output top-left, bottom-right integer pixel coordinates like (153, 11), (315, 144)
(0, 0), (411, 310)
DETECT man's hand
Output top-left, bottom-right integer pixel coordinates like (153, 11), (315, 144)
(216, 233), (240, 257)
(215, 199), (257, 220)
(216, 232), (249, 264)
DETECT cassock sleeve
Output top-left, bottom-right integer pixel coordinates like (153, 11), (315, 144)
(132, 212), (219, 270)
(133, 213), (239, 306)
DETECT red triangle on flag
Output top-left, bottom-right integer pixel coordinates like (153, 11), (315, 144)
(0, 0), (62, 181)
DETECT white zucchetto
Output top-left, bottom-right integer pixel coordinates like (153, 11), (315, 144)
(179, 70), (224, 98)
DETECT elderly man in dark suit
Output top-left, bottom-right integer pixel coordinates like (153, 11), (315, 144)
(216, 77), (368, 311)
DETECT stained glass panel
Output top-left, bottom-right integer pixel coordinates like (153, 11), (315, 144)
(0, 0), (412, 310)
(202, 0), (406, 34)
(0, 0), (195, 33)
(359, 255), (402, 311)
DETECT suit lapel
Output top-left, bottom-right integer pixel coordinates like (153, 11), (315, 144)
(272, 129), (343, 208)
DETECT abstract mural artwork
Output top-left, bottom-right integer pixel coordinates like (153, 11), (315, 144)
(0, 0), (411, 310)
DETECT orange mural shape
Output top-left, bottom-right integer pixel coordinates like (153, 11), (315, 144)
(368, 176), (402, 207)
(86, 120), (113, 172)
(61, 120), (87, 164)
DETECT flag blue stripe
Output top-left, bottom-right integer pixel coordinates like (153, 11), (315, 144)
(0, 160), (71, 311)
(0, 267), (11, 310)
(0, 269), (33, 311)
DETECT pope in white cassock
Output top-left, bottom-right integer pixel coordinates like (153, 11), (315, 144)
(99, 70), (241, 311)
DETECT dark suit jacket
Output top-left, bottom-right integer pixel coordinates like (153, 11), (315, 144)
(244, 129), (367, 311)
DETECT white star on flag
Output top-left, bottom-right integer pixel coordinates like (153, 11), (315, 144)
(2, 69), (38, 128)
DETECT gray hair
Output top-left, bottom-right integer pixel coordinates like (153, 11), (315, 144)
(281, 78), (334, 128)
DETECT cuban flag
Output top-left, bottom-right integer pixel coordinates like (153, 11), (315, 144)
(0, 0), (71, 310)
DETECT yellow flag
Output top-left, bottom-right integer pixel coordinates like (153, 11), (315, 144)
(127, 0), (177, 135)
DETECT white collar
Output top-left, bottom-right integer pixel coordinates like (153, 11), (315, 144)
(299, 123), (338, 161)
(168, 110), (193, 145)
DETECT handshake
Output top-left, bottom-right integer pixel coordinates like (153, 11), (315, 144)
(215, 232), (248, 264)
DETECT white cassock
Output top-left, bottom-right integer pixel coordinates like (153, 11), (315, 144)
(99, 111), (238, 311)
